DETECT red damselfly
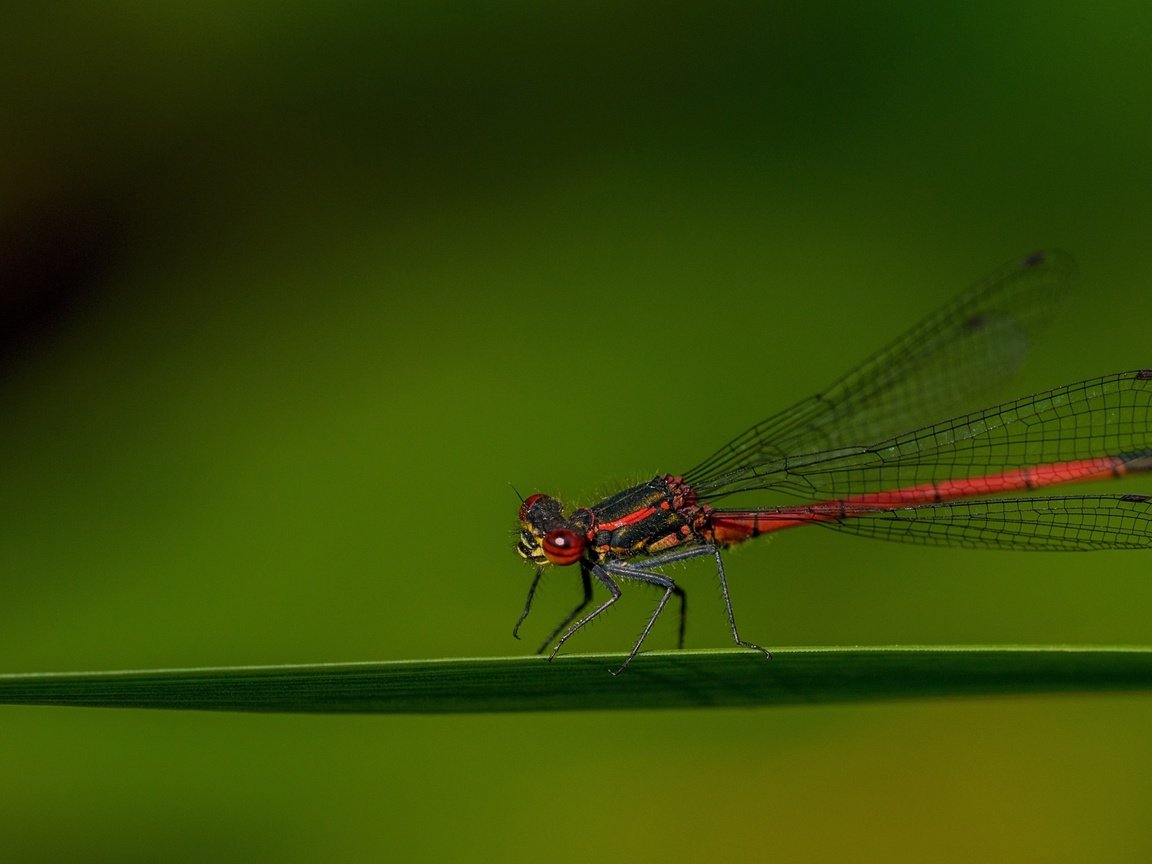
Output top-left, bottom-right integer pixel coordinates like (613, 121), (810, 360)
(514, 251), (1152, 673)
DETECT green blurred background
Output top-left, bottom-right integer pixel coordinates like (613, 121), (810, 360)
(3, 2), (1152, 861)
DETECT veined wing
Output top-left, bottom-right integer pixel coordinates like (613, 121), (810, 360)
(693, 370), (1152, 501)
(687, 250), (1074, 490)
(762, 494), (1152, 551)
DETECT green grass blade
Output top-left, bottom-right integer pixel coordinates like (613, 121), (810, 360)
(1, 647), (1151, 713)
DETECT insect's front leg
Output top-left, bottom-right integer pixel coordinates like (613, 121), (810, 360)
(512, 568), (543, 640)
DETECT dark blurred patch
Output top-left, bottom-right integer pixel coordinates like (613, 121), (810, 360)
(0, 187), (130, 372)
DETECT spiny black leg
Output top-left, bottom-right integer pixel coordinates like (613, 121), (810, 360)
(673, 584), (687, 650)
(712, 546), (771, 660)
(598, 546), (711, 656)
(602, 562), (684, 674)
(535, 564), (593, 654)
(512, 568), (543, 640)
(612, 584), (673, 676)
(548, 565), (622, 661)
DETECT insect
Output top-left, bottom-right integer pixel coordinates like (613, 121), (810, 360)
(514, 251), (1152, 673)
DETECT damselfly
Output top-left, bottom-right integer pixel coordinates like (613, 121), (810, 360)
(514, 251), (1152, 673)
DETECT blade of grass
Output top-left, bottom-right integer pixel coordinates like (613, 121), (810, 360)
(0, 646), (1151, 713)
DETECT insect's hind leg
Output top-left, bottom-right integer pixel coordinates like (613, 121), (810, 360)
(709, 545), (771, 660)
(672, 582), (686, 650)
(630, 544), (771, 661)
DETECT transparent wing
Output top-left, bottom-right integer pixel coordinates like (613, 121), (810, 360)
(687, 250), (1075, 489)
(785, 494), (1152, 551)
(693, 371), (1152, 500)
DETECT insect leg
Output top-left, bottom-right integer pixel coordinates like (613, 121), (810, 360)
(547, 565), (622, 661)
(512, 567), (543, 640)
(601, 561), (686, 674)
(617, 544), (726, 650)
(710, 546), (771, 659)
(533, 564), (594, 654)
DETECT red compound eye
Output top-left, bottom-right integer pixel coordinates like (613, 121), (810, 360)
(542, 529), (585, 566)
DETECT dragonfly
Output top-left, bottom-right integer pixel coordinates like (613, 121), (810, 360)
(513, 250), (1152, 673)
